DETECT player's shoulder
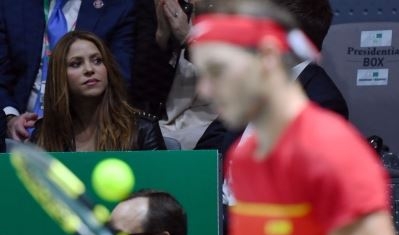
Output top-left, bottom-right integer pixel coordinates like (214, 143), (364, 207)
(294, 103), (377, 163)
(298, 103), (360, 143)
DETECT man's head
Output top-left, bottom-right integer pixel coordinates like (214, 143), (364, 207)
(268, 0), (333, 51)
(111, 189), (187, 235)
(190, 0), (318, 129)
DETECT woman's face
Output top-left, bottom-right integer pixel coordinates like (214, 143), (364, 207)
(66, 39), (108, 100)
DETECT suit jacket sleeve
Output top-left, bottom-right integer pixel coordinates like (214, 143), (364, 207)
(106, 0), (136, 88)
(0, 2), (18, 110)
(298, 64), (349, 119)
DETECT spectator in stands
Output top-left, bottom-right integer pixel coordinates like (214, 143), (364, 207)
(190, 1), (394, 235)
(0, 0), (135, 141)
(111, 189), (187, 235)
(131, 0), (226, 150)
(271, 0), (348, 118)
(219, 0), (348, 155)
(130, 0), (175, 117)
(31, 31), (166, 151)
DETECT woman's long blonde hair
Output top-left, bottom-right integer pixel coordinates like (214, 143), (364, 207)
(36, 31), (138, 151)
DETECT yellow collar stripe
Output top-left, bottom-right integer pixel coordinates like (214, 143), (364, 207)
(231, 201), (311, 217)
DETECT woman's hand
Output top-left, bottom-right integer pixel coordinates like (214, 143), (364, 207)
(155, 0), (172, 50)
(154, 0), (191, 50)
(162, 0), (190, 44)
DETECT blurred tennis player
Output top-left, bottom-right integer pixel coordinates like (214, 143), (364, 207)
(189, 1), (394, 235)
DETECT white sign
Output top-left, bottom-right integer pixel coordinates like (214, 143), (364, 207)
(360, 30), (392, 47)
(357, 69), (389, 86)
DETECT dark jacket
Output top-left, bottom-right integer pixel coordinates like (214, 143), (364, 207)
(130, 0), (175, 117)
(298, 63), (349, 119)
(135, 112), (166, 150)
(30, 112), (166, 151)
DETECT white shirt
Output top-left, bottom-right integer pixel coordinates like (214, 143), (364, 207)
(3, 0), (82, 116)
(292, 60), (311, 79)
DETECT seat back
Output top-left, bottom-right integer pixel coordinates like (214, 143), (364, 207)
(164, 136), (182, 150)
(322, 0), (399, 154)
(325, 2), (399, 231)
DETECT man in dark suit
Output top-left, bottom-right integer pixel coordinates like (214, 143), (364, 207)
(298, 63), (348, 118)
(0, 0), (135, 140)
(220, 0), (348, 155)
(282, 0), (348, 119)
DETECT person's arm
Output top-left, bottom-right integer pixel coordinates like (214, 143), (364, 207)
(0, 2), (19, 112)
(298, 64), (349, 119)
(330, 211), (394, 235)
(107, 0), (135, 89)
(136, 114), (167, 150)
(0, 3), (38, 141)
(154, 0), (172, 50)
(155, 0), (190, 50)
(304, 124), (393, 235)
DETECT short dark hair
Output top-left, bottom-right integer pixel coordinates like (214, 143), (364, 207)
(129, 189), (187, 235)
(269, 0), (333, 50)
(196, 0), (298, 32)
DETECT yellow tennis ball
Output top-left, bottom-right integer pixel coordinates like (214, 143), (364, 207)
(92, 158), (135, 202)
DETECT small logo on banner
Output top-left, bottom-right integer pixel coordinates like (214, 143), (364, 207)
(93, 0), (104, 9)
(361, 30), (392, 47)
(357, 68), (389, 86)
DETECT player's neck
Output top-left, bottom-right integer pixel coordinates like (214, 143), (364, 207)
(252, 81), (308, 159)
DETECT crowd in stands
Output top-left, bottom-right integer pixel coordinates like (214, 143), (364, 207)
(0, 0), (347, 153)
